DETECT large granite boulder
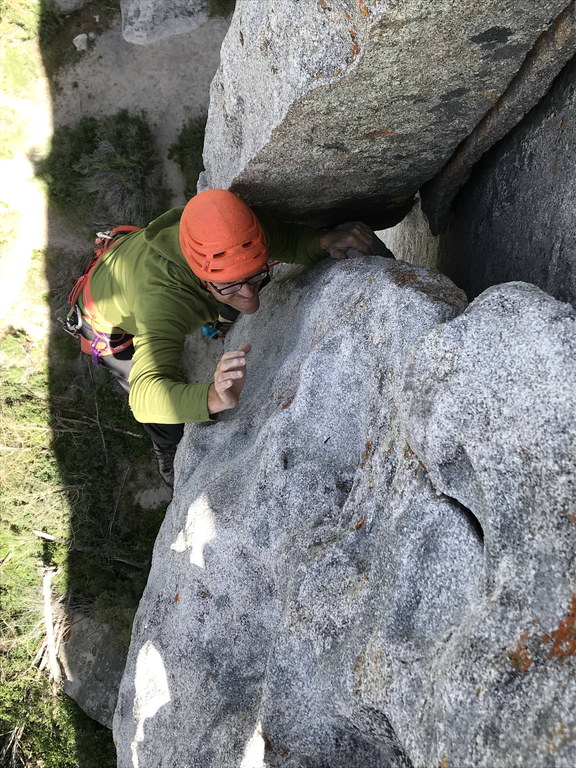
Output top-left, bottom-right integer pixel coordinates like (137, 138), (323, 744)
(59, 611), (126, 728)
(113, 257), (576, 767)
(200, 0), (568, 227)
(120, 0), (209, 45)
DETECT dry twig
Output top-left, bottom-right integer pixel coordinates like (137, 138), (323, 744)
(42, 568), (61, 692)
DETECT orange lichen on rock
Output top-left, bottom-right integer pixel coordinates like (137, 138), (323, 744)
(358, 0), (370, 17)
(359, 441), (373, 467)
(366, 128), (393, 139)
(349, 28), (360, 58)
(508, 633), (534, 674)
(281, 397), (294, 409)
(541, 594), (576, 660)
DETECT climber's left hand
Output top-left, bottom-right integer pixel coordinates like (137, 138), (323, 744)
(319, 222), (385, 260)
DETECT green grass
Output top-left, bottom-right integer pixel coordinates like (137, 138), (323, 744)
(0, 2), (173, 763)
(0, 38), (39, 96)
(0, 106), (26, 159)
(0, 0), (39, 39)
(0, 245), (168, 765)
(0, 204), (20, 252)
(168, 115), (207, 199)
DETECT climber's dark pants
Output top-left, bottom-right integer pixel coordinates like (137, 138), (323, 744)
(79, 320), (184, 450)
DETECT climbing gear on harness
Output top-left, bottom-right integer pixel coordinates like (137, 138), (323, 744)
(201, 320), (234, 340)
(65, 225), (140, 365)
(179, 189), (268, 282)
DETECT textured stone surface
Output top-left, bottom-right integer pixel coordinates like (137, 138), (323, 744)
(437, 51), (576, 307)
(59, 611), (126, 728)
(393, 282), (576, 766)
(120, 0), (209, 45)
(113, 258), (576, 767)
(421, 1), (576, 235)
(382, 51), (576, 308)
(200, 0), (567, 227)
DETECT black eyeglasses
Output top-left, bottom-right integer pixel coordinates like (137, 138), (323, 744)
(208, 268), (269, 296)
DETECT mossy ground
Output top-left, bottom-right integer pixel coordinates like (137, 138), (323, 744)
(1, 2), (176, 764)
(0, 244), (167, 764)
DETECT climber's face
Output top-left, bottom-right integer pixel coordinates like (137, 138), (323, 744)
(204, 268), (268, 314)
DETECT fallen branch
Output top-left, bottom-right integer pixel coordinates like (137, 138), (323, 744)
(32, 530), (149, 569)
(42, 568), (61, 691)
(12, 426), (50, 432)
(80, 415), (144, 438)
(0, 723), (25, 768)
(51, 414), (143, 438)
(88, 365), (108, 462)
(109, 467), (131, 539)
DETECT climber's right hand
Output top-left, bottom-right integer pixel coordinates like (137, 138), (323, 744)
(207, 344), (251, 414)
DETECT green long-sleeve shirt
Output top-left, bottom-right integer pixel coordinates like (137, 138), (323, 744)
(86, 207), (326, 424)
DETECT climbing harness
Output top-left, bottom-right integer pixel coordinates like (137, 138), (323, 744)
(63, 225), (140, 365)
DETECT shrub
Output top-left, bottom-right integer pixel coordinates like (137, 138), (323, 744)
(37, 110), (169, 229)
(168, 115), (207, 199)
(207, 0), (236, 17)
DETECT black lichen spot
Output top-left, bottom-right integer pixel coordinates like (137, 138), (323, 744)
(322, 141), (349, 152)
(491, 43), (528, 61)
(429, 100), (465, 117)
(470, 26), (513, 45)
(441, 87), (470, 101)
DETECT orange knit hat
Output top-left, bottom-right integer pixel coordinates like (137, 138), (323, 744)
(179, 189), (268, 282)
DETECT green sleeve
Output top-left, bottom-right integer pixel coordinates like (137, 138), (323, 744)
(127, 271), (219, 425)
(254, 209), (328, 266)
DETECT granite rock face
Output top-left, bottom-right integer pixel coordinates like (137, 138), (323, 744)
(421, 1), (576, 235)
(436, 50), (576, 308)
(113, 258), (576, 767)
(120, 0), (209, 45)
(382, 49), (576, 308)
(200, 0), (568, 227)
(391, 281), (576, 766)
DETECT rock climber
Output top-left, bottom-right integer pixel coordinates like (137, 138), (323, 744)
(68, 188), (390, 486)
